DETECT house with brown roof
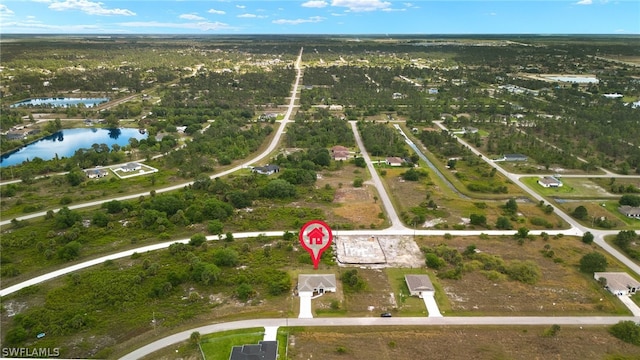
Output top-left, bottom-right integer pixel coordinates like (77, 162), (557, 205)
(331, 145), (350, 161)
(594, 272), (640, 296)
(386, 157), (404, 166)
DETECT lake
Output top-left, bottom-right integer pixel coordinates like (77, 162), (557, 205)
(1, 128), (147, 167)
(10, 97), (109, 108)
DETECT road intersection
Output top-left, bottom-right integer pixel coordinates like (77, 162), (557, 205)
(1, 47), (639, 358)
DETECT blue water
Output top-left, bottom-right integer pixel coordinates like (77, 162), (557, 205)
(1, 128), (147, 167)
(10, 97), (109, 108)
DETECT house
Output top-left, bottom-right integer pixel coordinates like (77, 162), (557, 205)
(298, 274), (337, 295)
(5, 128), (40, 140)
(306, 227), (325, 245)
(619, 205), (640, 219)
(463, 127), (478, 134)
(428, 88), (439, 94)
(392, 92), (404, 100)
(84, 168), (109, 179)
(386, 157), (404, 166)
(405, 274), (435, 298)
(120, 162), (142, 172)
(538, 176), (563, 188)
(328, 104), (343, 111)
(332, 150), (350, 161)
(331, 145), (350, 160)
(252, 164), (280, 175)
(502, 154), (528, 162)
(594, 272), (640, 296)
(229, 340), (277, 360)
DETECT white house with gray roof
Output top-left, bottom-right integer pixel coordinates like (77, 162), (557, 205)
(405, 274), (435, 298)
(298, 274), (336, 295)
(595, 272), (640, 296)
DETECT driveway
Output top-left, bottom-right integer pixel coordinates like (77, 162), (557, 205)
(299, 292), (313, 318)
(423, 293), (442, 317)
(618, 295), (640, 316)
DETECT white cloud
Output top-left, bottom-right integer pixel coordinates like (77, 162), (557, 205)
(2, 19), (101, 32)
(331, 0), (391, 12)
(302, 1), (328, 8)
(238, 13), (266, 18)
(489, 12), (497, 16)
(179, 13), (205, 21)
(48, 0), (135, 16)
(575, 0), (592, 4)
(119, 21), (234, 31)
(331, 12), (345, 16)
(272, 16), (325, 25)
(381, 7), (405, 12)
(403, 2), (413, 7)
(236, 5), (246, 9)
(208, 8), (226, 15)
(0, 4), (15, 17)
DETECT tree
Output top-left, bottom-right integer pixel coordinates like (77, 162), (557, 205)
(353, 178), (363, 187)
(402, 168), (420, 181)
(425, 253), (445, 269)
(236, 283), (255, 301)
(354, 157), (366, 168)
(620, 194), (640, 207)
(506, 260), (541, 284)
(261, 179), (297, 198)
(516, 227), (529, 239)
(582, 231), (594, 244)
(66, 169), (85, 186)
(208, 220), (224, 235)
(190, 331), (201, 346)
(213, 248), (239, 267)
(225, 232), (234, 242)
(614, 230), (638, 249)
(189, 233), (206, 247)
(504, 198), (518, 214)
(469, 214), (486, 226)
(340, 269), (366, 292)
(609, 321), (640, 345)
(496, 216), (513, 230)
(572, 205), (588, 220)
(579, 252), (607, 273)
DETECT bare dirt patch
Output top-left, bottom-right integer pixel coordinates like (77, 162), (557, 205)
(335, 235), (424, 268)
(288, 326), (640, 360)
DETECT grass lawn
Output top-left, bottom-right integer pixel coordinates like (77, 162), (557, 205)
(521, 176), (618, 198)
(200, 328), (264, 360)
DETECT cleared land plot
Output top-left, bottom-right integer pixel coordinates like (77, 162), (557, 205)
(523, 176), (616, 198)
(414, 235), (630, 316)
(315, 165), (386, 229)
(335, 235), (424, 267)
(287, 326), (640, 360)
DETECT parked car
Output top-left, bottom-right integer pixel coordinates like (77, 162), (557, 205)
(380, 312), (392, 317)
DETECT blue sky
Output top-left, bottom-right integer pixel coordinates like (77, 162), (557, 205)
(0, 0), (638, 34)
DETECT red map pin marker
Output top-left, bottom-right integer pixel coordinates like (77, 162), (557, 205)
(299, 220), (333, 269)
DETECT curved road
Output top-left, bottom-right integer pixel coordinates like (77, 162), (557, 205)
(121, 315), (637, 360)
(0, 48), (304, 227)
(1, 48), (640, 359)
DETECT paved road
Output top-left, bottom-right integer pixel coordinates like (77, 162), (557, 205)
(0, 48), (304, 227)
(120, 315), (637, 360)
(350, 120), (403, 229)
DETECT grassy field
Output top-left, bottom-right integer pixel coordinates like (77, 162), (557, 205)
(521, 176), (618, 198)
(286, 326), (640, 360)
(200, 328), (264, 360)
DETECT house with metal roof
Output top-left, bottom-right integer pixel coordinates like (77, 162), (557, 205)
(298, 274), (336, 295)
(594, 272), (640, 296)
(538, 176), (563, 188)
(229, 340), (277, 360)
(619, 205), (640, 219)
(252, 164), (280, 175)
(405, 274), (435, 298)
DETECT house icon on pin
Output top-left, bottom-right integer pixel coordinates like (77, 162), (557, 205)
(307, 227), (325, 245)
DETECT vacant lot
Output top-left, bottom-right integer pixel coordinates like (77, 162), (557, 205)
(414, 235), (629, 316)
(288, 326), (640, 360)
